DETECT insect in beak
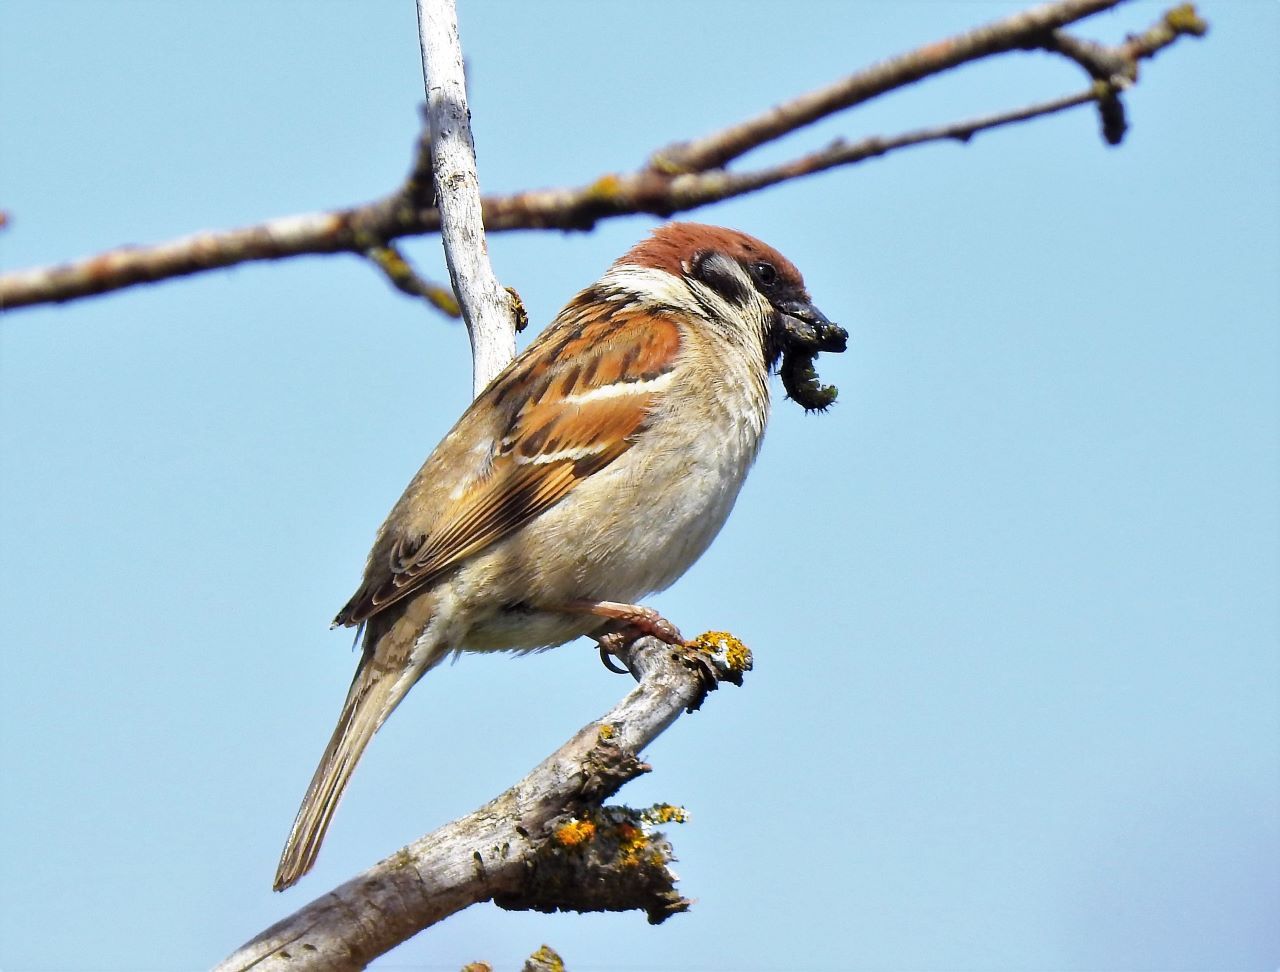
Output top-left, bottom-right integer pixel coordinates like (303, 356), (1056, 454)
(776, 299), (847, 411)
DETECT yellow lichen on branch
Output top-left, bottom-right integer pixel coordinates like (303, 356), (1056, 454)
(641, 803), (690, 825)
(690, 630), (753, 675)
(1165, 3), (1208, 36)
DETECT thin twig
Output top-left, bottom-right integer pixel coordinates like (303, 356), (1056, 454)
(416, 0), (516, 395)
(363, 243), (461, 317)
(1039, 3), (1208, 144)
(479, 87), (1103, 229)
(0, 2), (1207, 312)
(649, 0), (1125, 173)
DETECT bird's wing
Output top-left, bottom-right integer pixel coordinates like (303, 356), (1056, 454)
(333, 300), (683, 627)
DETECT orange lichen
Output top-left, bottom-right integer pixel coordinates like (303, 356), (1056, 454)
(555, 818), (597, 847)
(615, 821), (649, 866)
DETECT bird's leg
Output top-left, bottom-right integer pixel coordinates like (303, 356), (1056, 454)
(566, 599), (687, 648)
(567, 600), (689, 676)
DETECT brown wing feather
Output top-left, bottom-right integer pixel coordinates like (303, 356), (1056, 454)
(334, 299), (682, 627)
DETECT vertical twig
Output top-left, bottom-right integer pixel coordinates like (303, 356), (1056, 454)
(416, 0), (516, 396)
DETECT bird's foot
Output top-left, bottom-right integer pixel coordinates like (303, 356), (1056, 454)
(567, 600), (687, 675)
(567, 599), (686, 646)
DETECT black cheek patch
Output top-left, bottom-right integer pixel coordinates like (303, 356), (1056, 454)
(691, 251), (751, 306)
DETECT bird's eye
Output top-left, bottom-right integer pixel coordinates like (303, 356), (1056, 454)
(751, 261), (778, 289)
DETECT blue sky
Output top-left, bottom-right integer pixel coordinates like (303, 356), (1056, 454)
(1, 2), (1276, 970)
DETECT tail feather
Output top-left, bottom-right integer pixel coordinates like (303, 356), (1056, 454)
(273, 657), (409, 892)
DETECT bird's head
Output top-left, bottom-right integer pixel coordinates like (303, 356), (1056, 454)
(616, 222), (848, 410)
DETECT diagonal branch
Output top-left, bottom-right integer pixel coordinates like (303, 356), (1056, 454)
(484, 87), (1104, 230)
(0, 1), (1207, 312)
(214, 633), (752, 972)
(648, 0), (1124, 173)
(363, 243), (461, 317)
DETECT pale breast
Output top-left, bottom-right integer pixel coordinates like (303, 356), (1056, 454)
(453, 315), (771, 652)
(480, 345), (766, 602)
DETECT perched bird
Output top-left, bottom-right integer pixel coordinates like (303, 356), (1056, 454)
(274, 222), (846, 891)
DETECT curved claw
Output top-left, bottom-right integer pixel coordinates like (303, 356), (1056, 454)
(598, 644), (630, 675)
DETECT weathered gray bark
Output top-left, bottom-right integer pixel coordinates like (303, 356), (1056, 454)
(417, 0), (516, 396)
(214, 634), (751, 972)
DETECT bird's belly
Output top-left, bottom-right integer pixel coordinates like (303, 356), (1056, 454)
(456, 406), (763, 653)
(552, 419), (758, 598)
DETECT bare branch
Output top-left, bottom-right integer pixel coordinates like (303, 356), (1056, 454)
(0, 210), (359, 310)
(1041, 4), (1209, 143)
(649, 0), (1125, 173)
(1046, 1), (1207, 80)
(483, 87), (1104, 230)
(214, 633), (752, 972)
(0, 1), (1207, 312)
(417, 0), (516, 395)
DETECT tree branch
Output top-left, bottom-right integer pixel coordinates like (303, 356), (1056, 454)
(648, 0), (1124, 173)
(1040, 3), (1208, 143)
(214, 633), (752, 972)
(363, 243), (461, 317)
(417, 0), (516, 395)
(0, 2), (1207, 313)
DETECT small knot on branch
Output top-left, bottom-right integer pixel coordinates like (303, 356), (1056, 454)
(578, 732), (649, 801)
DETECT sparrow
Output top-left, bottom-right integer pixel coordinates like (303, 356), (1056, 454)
(273, 222), (846, 891)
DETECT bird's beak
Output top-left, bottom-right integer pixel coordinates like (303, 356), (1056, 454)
(777, 299), (848, 355)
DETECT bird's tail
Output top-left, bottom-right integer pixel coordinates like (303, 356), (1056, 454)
(273, 647), (424, 891)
